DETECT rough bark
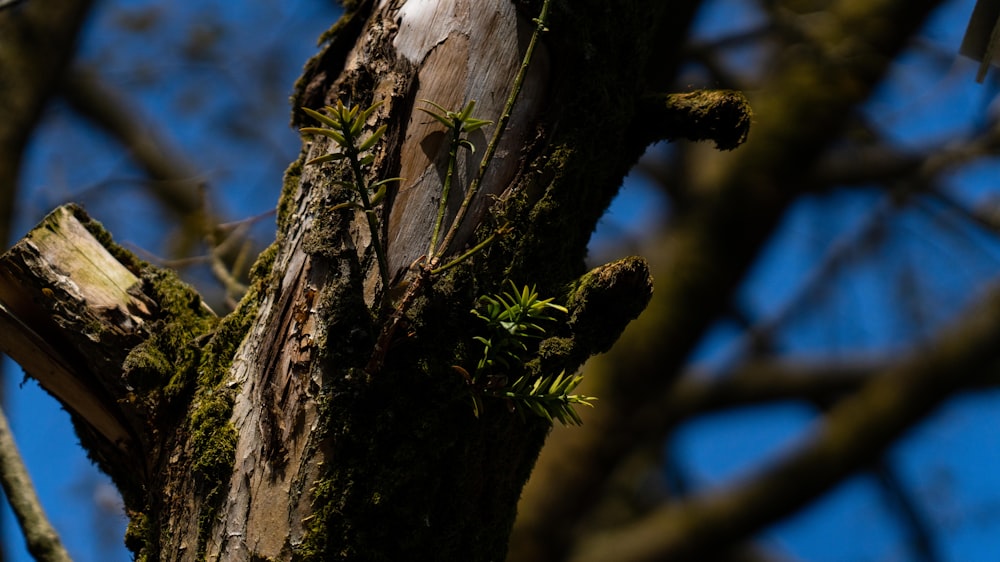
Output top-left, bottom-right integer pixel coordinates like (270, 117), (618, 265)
(204, 2), (663, 558)
(0, 1), (750, 560)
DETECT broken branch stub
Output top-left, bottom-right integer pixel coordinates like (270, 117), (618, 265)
(0, 205), (209, 472)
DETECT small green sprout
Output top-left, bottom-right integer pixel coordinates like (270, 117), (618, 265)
(502, 371), (594, 426)
(300, 100), (400, 293)
(471, 280), (566, 372)
(301, 101), (386, 166)
(418, 99), (493, 149)
(463, 281), (595, 425)
(418, 100), (493, 259)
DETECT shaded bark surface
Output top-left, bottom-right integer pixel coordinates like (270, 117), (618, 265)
(197, 1), (665, 558)
(0, 0), (708, 559)
(6, 1), (999, 561)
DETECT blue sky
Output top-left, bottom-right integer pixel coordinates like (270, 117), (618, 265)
(662, 1), (1000, 560)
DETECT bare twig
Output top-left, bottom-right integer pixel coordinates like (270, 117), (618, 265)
(0, 404), (72, 562)
(873, 459), (942, 562)
(62, 69), (205, 217)
(200, 186), (249, 305)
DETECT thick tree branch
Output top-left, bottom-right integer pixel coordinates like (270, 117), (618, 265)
(0, 207), (144, 448)
(513, 1), (946, 560)
(573, 280), (1000, 561)
(0, 205), (218, 513)
(665, 359), (877, 416)
(636, 90), (752, 151)
(660, 354), (1000, 436)
(812, 115), (1000, 191)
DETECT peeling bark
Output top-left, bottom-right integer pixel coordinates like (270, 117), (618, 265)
(0, 1), (739, 559)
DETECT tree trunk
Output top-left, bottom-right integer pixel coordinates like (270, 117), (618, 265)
(0, 1), (747, 559)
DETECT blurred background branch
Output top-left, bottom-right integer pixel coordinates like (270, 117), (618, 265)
(61, 68), (207, 252)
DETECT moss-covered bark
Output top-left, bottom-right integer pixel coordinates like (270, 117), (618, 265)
(270, 1), (688, 559)
(2, 2), (751, 559)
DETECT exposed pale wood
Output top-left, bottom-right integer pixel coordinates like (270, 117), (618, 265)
(297, 0), (548, 294)
(0, 206), (151, 448)
(384, 0), (548, 282)
(198, 1), (551, 556)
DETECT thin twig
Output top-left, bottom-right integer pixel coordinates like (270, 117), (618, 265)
(200, 186), (249, 304)
(428, 123), (462, 257)
(0, 404), (72, 562)
(435, 0), (551, 260)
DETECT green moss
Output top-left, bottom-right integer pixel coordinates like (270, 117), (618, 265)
(291, 1), (375, 129)
(47, 205), (229, 559)
(564, 256), (652, 358)
(51, 192), (277, 561)
(281, 2), (678, 557)
(121, 268), (218, 407)
(181, 266), (266, 559)
(199, 298), (256, 387)
(637, 90), (751, 151)
(500, 1), (679, 289)
(106, 264), (223, 560)
(316, 0), (362, 45)
(524, 335), (574, 377)
(124, 511), (149, 560)
(189, 389), (237, 559)
(277, 156), (303, 236)
(291, 364), (537, 561)
(185, 282), (266, 555)
(190, 393), (237, 479)
(250, 240), (279, 285)
(121, 341), (172, 392)
(118, 220), (269, 559)
(179, 235), (275, 558)
(293, 476), (339, 560)
(301, 202), (349, 259)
